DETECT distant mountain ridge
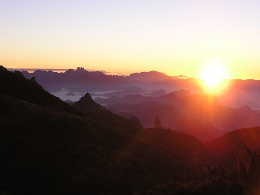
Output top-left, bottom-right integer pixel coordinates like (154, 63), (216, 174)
(18, 67), (260, 111)
(128, 71), (172, 82)
(20, 67), (197, 93)
(21, 67), (129, 92)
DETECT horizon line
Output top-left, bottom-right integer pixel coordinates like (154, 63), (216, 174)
(5, 67), (258, 81)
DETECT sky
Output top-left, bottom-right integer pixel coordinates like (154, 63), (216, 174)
(1, 0), (260, 78)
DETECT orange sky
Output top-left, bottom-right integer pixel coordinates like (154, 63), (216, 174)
(1, 1), (260, 79)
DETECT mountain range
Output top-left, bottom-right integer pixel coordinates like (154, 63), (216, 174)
(1, 65), (260, 194)
(20, 67), (200, 93)
(20, 67), (260, 110)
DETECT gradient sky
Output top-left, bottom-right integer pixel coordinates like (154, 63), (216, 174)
(1, 0), (260, 78)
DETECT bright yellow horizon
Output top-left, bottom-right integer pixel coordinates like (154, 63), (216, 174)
(2, 58), (258, 80)
(1, 1), (260, 79)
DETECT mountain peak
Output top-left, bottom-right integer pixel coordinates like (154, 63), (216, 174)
(30, 77), (43, 88)
(73, 92), (106, 113)
(76, 67), (86, 72)
(14, 71), (24, 78)
(80, 92), (93, 102)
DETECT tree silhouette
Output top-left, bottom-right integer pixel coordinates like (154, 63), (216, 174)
(154, 116), (162, 128)
(243, 145), (260, 193)
(238, 156), (247, 180)
(197, 163), (205, 179)
(244, 144), (253, 159)
(217, 160), (227, 178)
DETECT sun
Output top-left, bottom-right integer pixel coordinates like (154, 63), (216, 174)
(199, 60), (229, 93)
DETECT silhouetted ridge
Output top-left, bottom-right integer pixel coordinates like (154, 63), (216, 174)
(14, 70), (24, 78)
(73, 93), (143, 131)
(128, 71), (171, 81)
(0, 66), (75, 113)
(206, 127), (260, 163)
(30, 77), (43, 89)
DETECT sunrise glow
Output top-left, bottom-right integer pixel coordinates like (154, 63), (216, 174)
(199, 60), (230, 93)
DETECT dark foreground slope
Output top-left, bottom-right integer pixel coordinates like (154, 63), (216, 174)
(147, 128), (260, 195)
(0, 95), (202, 194)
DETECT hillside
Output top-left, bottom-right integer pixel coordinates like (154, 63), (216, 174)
(206, 127), (260, 162)
(0, 94), (204, 194)
(0, 66), (75, 113)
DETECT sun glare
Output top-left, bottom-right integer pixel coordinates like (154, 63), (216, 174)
(199, 60), (230, 93)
